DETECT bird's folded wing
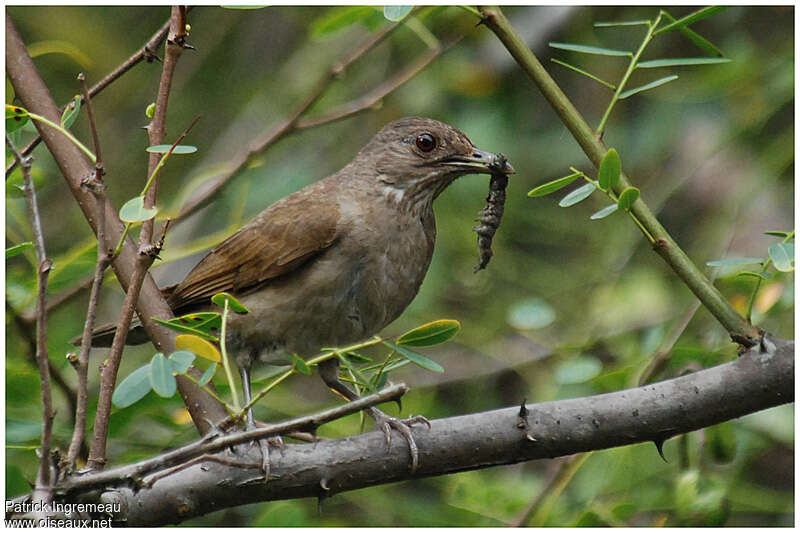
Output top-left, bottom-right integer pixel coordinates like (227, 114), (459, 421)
(167, 196), (340, 310)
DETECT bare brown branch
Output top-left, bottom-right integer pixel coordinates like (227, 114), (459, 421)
(6, 133), (55, 506)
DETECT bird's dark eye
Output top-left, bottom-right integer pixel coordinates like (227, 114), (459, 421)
(415, 133), (437, 153)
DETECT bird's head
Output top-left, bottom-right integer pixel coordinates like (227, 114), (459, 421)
(353, 117), (514, 209)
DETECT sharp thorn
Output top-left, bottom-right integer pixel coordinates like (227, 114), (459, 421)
(653, 439), (668, 463)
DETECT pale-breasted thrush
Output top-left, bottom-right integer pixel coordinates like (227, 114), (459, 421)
(90, 116), (514, 470)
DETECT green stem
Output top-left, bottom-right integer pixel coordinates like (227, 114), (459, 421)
(182, 373), (236, 417)
(744, 230), (795, 321)
(219, 299), (240, 411)
(478, 6), (761, 346)
(239, 368), (294, 419)
(26, 111), (97, 163)
(596, 14), (660, 136)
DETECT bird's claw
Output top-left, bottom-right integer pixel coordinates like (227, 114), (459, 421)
(249, 434), (284, 483)
(374, 413), (430, 473)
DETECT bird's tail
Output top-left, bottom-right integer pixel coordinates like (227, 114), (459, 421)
(70, 318), (152, 348)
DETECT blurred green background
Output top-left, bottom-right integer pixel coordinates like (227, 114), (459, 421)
(6, 5), (793, 526)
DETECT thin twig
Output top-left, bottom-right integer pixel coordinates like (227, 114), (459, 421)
(6, 133), (55, 506)
(174, 18), (428, 221)
(60, 383), (409, 493)
(86, 7), (189, 471)
(67, 73), (110, 468)
(6, 17), (172, 177)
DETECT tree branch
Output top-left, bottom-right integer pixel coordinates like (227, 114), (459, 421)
(5, 16), (172, 177)
(476, 6), (761, 347)
(6, 12), (229, 438)
(6, 133), (55, 509)
(50, 336), (792, 526)
(86, 6), (189, 471)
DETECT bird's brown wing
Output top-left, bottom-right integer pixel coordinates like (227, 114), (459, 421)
(167, 193), (340, 311)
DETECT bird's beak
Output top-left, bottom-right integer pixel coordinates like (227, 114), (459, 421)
(443, 148), (515, 175)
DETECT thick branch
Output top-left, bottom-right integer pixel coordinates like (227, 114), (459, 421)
(476, 6), (761, 347)
(59, 337), (793, 525)
(5, 13), (228, 436)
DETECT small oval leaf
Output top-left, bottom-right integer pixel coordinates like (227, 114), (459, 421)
(168, 350), (196, 374)
(288, 353), (311, 375)
(211, 292), (250, 313)
(198, 362), (217, 386)
(397, 319), (460, 346)
(554, 356), (603, 384)
(112, 364), (152, 408)
(175, 334), (221, 362)
(119, 196), (157, 223)
(385, 342), (444, 373)
(507, 298), (556, 330)
(383, 5), (412, 21)
(528, 172), (581, 197)
(559, 182), (596, 207)
(60, 94), (81, 129)
(617, 187), (640, 211)
(590, 203), (619, 220)
(6, 105), (30, 133)
(705, 257), (764, 267)
(769, 242), (794, 272)
(145, 144), (198, 154)
(150, 353), (177, 397)
(598, 148), (621, 191)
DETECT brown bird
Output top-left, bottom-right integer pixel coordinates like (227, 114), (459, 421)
(90, 117), (514, 470)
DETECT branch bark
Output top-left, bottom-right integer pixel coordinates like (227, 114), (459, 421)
(50, 336), (794, 525)
(6, 12), (228, 437)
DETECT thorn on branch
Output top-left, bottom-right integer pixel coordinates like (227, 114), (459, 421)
(653, 439), (668, 462)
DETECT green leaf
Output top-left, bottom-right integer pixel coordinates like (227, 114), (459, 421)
(548, 42), (631, 57)
(618, 75), (678, 99)
(198, 362), (217, 386)
(660, 10), (725, 56)
(598, 148), (621, 191)
(150, 352), (177, 397)
(341, 351), (372, 363)
(397, 319), (460, 346)
(221, 5), (268, 9)
(60, 94), (81, 129)
(528, 172), (582, 197)
(594, 19), (650, 27)
(119, 196), (157, 223)
(764, 231), (792, 238)
(554, 355), (603, 384)
(383, 5), (412, 21)
(6, 105), (29, 133)
(6, 242), (33, 259)
(736, 271), (771, 281)
(168, 350), (196, 374)
(384, 342), (444, 373)
(768, 242), (794, 272)
(706, 257), (764, 267)
(637, 57), (731, 68)
(590, 204), (618, 220)
(211, 292), (250, 313)
(145, 102), (156, 118)
(153, 317), (219, 342)
(617, 187), (640, 211)
(310, 6), (378, 38)
(112, 364), (152, 408)
(288, 353), (311, 375)
(145, 144), (197, 154)
(558, 182), (596, 207)
(654, 6), (729, 36)
(506, 298), (556, 330)
(550, 59), (616, 90)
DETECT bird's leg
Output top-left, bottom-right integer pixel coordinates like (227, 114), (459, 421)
(318, 358), (430, 472)
(239, 362), (282, 481)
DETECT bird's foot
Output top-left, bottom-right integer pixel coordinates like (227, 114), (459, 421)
(372, 411), (431, 473)
(246, 423), (284, 483)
